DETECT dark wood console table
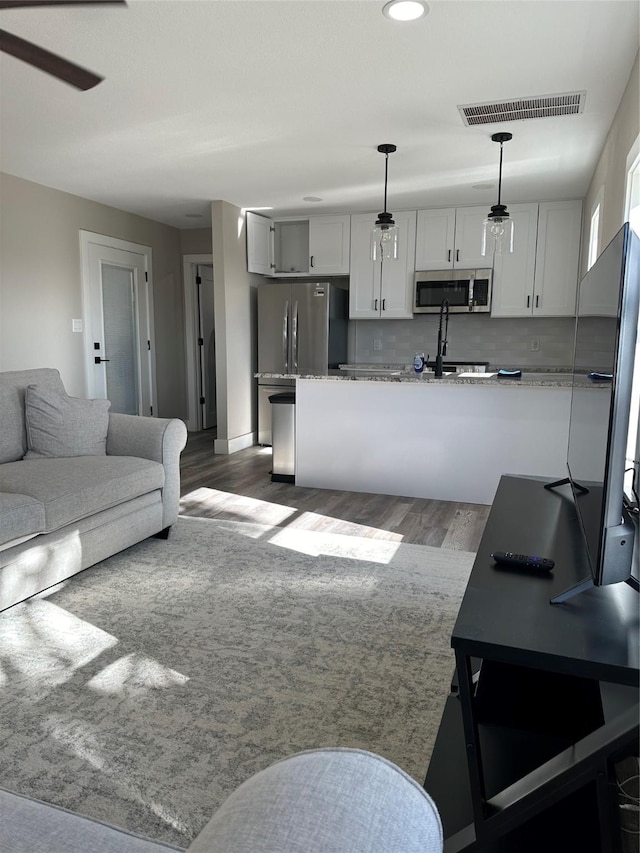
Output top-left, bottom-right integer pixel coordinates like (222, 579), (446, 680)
(425, 474), (639, 852)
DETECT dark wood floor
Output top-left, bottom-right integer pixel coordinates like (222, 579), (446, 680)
(179, 430), (490, 552)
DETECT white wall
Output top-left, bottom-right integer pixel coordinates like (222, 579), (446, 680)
(211, 201), (258, 453)
(581, 51), (639, 270)
(0, 173), (187, 418)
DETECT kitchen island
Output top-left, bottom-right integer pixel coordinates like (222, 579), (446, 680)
(255, 368), (602, 505)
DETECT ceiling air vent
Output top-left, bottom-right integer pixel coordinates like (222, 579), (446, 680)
(458, 91), (586, 126)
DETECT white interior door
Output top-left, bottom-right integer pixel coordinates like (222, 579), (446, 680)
(81, 232), (156, 415)
(197, 264), (216, 429)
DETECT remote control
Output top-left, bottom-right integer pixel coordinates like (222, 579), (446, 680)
(491, 551), (555, 571)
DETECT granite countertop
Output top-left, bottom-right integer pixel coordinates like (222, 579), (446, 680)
(255, 364), (583, 388)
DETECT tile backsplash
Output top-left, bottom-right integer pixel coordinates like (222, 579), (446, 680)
(350, 314), (576, 369)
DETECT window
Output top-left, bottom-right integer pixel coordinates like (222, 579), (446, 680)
(624, 145), (640, 235)
(587, 201), (601, 270)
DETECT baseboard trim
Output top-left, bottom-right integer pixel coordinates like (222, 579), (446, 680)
(214, 431), (256, 455)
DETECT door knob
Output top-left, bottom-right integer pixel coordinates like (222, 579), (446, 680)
(94, 357), (111, 364)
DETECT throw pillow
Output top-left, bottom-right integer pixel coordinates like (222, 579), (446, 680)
(24, 385), (111, 459)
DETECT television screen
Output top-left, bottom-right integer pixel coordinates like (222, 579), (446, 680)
(566, 223), (639, 591)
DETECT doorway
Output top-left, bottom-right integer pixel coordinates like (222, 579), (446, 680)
(183, 254), (216, 432)
(80, 232), (156, 415)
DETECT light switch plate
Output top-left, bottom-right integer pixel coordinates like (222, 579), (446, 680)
(72, 319), (83, 333)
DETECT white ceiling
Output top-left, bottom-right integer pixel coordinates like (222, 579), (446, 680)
(1, 0), (638, 229)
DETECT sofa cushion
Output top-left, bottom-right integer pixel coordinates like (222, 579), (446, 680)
(0, 493), (45, 547)
(0, 369), (67, 464)
(0, 457), (164, 533)
(24, 385), (111, 459)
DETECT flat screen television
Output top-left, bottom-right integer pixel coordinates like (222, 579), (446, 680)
(548, 222), (640, 603)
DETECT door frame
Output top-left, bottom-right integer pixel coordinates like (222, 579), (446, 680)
(182, 253), (214, 432)
(79, 231), (157, 414)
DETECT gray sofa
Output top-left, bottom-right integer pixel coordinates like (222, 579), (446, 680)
(0, 747), (444, 852)
(0, 368), (188, 612)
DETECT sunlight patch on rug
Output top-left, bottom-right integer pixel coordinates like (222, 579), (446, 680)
(87, 653), (189, 696)
(268, 518), (404, 561)
(180, 514), (405, 564)
(43, 714), (192, 835)
(0, 599), (118, 699)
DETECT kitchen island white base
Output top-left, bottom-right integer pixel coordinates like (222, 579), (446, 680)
(295, 378), (572, 505)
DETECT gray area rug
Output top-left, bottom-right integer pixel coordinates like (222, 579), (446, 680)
(0, 516), (474, 847)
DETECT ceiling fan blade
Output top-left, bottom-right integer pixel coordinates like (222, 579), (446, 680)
(0, 1), (125, 8)
(0, 28), (103, 89)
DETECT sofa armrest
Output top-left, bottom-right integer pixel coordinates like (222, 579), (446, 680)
(188, 748), (443, 852)
(107, 414), (187, 463)
(107, 413), (188, 529)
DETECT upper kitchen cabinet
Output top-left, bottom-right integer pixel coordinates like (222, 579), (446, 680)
(415, 206), (488, 271)
(308, 216), (351, 275)
(246, 211), (274, 276)
(349, 211), (417, 319)
(491, 200), (582, 317)
(532, 200), (582, 316)
(246, 212), (350, 276)
(490, 203), (539, 317)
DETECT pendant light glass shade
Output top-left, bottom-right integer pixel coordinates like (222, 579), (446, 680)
(371, 144), (399, 262)
(481, 132), (514, 257)
(371, 215), (399, 261)
(482, 206), (515, 255)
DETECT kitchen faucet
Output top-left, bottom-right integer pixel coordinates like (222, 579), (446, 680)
(434, 298), (449, 378)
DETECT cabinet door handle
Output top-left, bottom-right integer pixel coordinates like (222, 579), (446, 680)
(283, 301), (289, 371)
(310, 255), (314, 268)
(382, 298), (386, 311)
(448, 249), (451, 263)
(535, 294), (539, 308)
(456, 249), (459, 263)
(527, 295), (530, 308)
(374, 298), (378, 311)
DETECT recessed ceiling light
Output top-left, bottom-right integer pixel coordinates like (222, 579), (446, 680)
(303, 196), (323, 203)
(383, 0), (428, 22)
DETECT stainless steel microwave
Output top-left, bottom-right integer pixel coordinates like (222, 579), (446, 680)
(414, 269), (492, 313)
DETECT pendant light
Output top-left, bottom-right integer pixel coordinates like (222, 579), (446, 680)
(481, 132), (514, 256)
(371, 144), (399, 262)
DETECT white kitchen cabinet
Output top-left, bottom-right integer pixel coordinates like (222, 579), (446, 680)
(415, 206), (488, 271)
(533, 200), (582, 316)
(308, 216), (351, 275)
(349, 210), (417, 319)
(246, 212), (350, 276)
(246, 211), (273, 277)
(490, 203), (539, 317)
(491, 200), (582, 317)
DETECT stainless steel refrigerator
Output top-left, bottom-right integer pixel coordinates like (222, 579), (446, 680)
(257, 280), (348, 445)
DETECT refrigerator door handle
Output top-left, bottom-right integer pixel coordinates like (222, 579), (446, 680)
(292, 301), (299, 372)
(283, 300), (289, 372)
